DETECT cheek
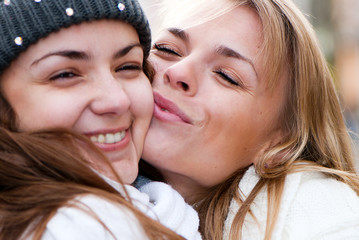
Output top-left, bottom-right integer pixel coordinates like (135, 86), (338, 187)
(126, 80), (153, 159)
(16, 94), (85, 131)
(128, 80), (154, 120)
(202, 100), (262, 159)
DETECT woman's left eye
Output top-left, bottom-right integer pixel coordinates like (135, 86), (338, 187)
(115, 64), (142, 72)
(214, 69), (241, 87)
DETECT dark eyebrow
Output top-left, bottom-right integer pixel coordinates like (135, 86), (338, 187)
(216, 45), (258, 76)
(113, 43), (143, 60)
(31, 50), (89, 67)
(167, 28), (189, 42)
(31, 43), (143, 67)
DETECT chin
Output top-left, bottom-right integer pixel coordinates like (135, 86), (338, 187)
(110, 160), (139, 185)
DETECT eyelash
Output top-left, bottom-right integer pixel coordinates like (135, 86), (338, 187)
(116, 64), (142, 72)
(153, 43), (182, 57)
(214, 69), (241, 87)
(49, 71), (78, 81)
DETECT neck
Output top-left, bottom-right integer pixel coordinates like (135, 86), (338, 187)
(162, 172), (209, 205)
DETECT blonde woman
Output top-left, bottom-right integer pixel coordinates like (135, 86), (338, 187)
(139, 0), (359, 239)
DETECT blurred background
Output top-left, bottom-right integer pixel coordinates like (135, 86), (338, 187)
(140, 0), (359, 170)
(294, 0), (359, 135)
(294, 0), (359, 170)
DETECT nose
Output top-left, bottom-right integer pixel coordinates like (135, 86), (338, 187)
(164, 58), (198, 96)
(90, 73), (131, 116)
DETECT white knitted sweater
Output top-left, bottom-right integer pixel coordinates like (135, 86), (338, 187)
(224, 166), (359, 239)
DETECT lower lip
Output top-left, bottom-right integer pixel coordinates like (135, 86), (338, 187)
(154, 103), (186, 123)
(92, 130), (130, 152)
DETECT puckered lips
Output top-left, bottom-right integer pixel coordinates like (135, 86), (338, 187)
(153, 92), (192, 124)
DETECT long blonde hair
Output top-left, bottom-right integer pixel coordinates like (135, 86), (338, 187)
(154, 0), (359, 239)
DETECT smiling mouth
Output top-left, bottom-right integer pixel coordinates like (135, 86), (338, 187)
(90, 131), (126, 144)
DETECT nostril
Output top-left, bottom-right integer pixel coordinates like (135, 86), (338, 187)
(177, 81), (189, 91)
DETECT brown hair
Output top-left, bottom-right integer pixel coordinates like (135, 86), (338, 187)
(149, 0), (359, 239)
(0, 128), (183, 240)
(0, 59), (183, 240)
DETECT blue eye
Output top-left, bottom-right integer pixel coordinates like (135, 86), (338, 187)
(153, 43), (182, 57)
(214, 70), (240, 86)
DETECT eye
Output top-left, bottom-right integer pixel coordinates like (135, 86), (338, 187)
(153, 43), (182, 57)
(115, 63), (143, 79)
(49, 71), (78, 81)
(214, 69), (242, 87)
(115, 63), (142, 72)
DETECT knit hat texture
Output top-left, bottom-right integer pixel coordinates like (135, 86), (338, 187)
(0, 0), (151, 74)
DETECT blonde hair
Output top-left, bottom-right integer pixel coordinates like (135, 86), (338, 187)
(155, 0), (359, 239)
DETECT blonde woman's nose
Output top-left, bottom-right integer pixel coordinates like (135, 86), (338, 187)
(164, 59), (199, 96)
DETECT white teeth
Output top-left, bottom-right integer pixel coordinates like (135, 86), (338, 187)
(106, 133), (115, 144)
(90, 131), (126, 144)
(98, 134), (105, 143)
(161, 108), (169, 112)
(114, 132), (121, 142)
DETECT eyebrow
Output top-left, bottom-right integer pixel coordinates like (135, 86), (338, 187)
(215, 45), (258, 76)
(113, 43), (143, 59)
(31, 51), (89, 66)
(31, 43), (143, 67)
(168, 28), (189, 42)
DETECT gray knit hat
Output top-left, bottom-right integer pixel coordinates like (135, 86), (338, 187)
(0, 0), (151, 74)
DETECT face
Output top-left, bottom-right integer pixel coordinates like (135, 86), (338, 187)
(142, 6), (287, 198)
(1, 20), (153, 184)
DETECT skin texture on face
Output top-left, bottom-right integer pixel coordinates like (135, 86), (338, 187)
(142, 6), (287, 200)
(0, 20), (154, 184)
